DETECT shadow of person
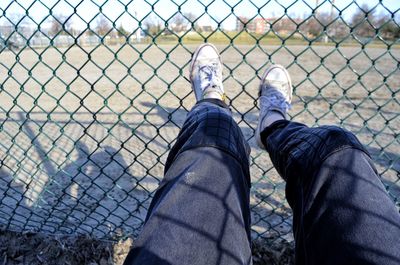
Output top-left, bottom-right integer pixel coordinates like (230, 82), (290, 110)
(32, 140), (91, 233)
(26, 140), (149, 237)
(0, 167), (31, 230)
(66, 145), (142, 237)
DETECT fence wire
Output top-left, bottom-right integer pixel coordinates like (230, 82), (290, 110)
(0, 0), (399, 242)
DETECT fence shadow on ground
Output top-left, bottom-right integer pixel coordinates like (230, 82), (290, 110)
(0, 105), (291, 241)
(0, 95), (398, 242)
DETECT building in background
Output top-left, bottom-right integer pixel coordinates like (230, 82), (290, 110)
(236, 16), (270, 34)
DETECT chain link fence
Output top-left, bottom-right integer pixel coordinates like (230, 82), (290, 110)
(0, 0), (399, 243)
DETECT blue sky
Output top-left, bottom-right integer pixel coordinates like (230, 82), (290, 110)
(1, 0), (399, 31)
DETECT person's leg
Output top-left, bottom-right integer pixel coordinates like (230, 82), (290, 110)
(262, 121), (400, 265)
(124, 44), (252, 265)
(257, 65), (400, 265)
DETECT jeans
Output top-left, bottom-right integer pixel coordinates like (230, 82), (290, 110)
(124, 100), (400, 265)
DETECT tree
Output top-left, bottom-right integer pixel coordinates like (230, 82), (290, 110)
(170, 12), (199, 33)
(117, 25), (130, 37)
(272, 17), (298, 36)
(95, 14), (112, 37)
(49, 14), (68, 37)
(63, 16), (77, 37)
(171, 13), (188, 33)
(299, 12), (332, 38)
(374, 13), (400, 40)
(304, 17), (323, 37)
(142, 15), (163, 36)
(329, 20), (350, 39)
(351, 4), (377, 38)
(184, 12), (200, 31)
(380, 21), (400, 39)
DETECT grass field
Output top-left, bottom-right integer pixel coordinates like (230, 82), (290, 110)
(96, 30), (400, 49)
(0, 43), (399, 263)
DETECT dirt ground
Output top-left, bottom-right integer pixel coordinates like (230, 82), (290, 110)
(0, 230), (294, 265)
(0, 43), (399, 263)
(0, 230), (131, 265)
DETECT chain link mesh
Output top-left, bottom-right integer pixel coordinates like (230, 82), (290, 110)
(0, 0), (399, 242)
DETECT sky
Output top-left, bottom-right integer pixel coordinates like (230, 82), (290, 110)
(0, 0), (399, 31)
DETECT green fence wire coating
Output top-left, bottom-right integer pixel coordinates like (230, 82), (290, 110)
(0, 0), (399, 242)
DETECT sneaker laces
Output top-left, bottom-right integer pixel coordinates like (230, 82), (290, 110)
(259, 89), (291, 114)
(199, 63), (222, 95)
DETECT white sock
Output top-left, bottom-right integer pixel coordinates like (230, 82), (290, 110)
(262, 111), (285, 128)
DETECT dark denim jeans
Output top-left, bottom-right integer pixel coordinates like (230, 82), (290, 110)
(124, 100), (400, 265)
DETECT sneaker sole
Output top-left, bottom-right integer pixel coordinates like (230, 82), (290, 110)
(256, 64), (293, 149)
(189, 43), (222, 101)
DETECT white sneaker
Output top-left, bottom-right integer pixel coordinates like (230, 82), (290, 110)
(189, 43), (225, 102)
(256, 64), (293, 149)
